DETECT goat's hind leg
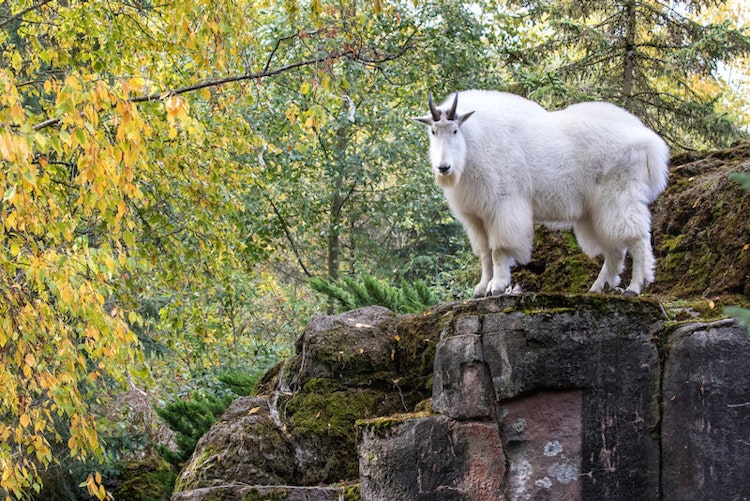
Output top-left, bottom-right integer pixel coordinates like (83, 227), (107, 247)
(624, 236), (655, 296)
(573, 220), (624, 294)
(589, 248), (625, 293)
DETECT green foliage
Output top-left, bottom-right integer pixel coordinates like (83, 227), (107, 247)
(310, 275), (438, 314)
(155, 392), (233, 465)
(33, 453), (122, 501)
(724, 306), (750, 331)
(496, 0), (750, 149)
(217, 371), (259, 397)
(729, 172), (750, 191)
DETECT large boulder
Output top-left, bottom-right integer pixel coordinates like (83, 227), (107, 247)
(360, 294), (665, 501)
(173, 306), (432, 497)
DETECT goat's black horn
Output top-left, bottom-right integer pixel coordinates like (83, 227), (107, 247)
(447, 93), (458, 120)
(428, 92), (441, 121)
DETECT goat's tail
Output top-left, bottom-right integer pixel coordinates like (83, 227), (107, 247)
(642, 134), (670, 203)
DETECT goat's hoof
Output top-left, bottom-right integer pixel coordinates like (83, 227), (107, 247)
(487, 279), (510, 297)
(622, 290), (638, 297)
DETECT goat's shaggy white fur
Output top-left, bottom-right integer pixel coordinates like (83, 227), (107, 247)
(414, 90), (669, 297)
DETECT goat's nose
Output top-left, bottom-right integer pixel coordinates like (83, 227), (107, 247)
(438, 164), (451, 174)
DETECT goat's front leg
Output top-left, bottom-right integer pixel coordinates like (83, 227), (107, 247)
(484, 202), (533, 296)
(474, 250), (493, 297)
(461, 215), (493, 298)
(486, 248), (514, 296)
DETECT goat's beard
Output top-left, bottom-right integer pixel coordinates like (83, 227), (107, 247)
(435, 170), (458, 188)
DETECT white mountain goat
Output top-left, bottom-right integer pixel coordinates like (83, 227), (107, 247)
(413, 90), (669, 297)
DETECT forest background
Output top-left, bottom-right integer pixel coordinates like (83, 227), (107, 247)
(1, 0), (749, 498)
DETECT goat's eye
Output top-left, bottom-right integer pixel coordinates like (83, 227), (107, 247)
(453, 130), (457, 134)
(431, 129), (435, 135)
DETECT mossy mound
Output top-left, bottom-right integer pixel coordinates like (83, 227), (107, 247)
(285, 385), (407, 484)
(651, 142), (750, 301)
(511, 141), (750, 311)
(513, 226), (601, 294)
(175, 307), (432, 494)
(114, 455), (177, 501)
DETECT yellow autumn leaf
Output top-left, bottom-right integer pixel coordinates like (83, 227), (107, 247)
(129, 76), (145, 92)
(59, 282), (74, 305)
(34, 132), (47, 149)
(19, 414), (30, 428)
(0, 131), (15, 161)
(165, 95), (182, 121)
(103, 254), (115, 272)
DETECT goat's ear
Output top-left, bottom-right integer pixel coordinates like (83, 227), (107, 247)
(412, 115), (433, 125)
(458, 110), (475, 126)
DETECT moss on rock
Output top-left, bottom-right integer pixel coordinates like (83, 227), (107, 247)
(282, 387), (406, 484)
(652, 142), (750, 300)
(114, 455), (177, 501)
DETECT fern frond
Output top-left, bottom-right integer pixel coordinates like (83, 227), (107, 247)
(310, 276), (357, 311)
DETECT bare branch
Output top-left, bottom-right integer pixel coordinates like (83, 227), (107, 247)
(33, 117), (62, 131)
(263, 31), (314, 74)
(32, 49), (351, 130)
(31, 37), (412, 131)
(264, 193), (313, 278)
(131, 48), (350, 103)
(0, 0), (54, 30)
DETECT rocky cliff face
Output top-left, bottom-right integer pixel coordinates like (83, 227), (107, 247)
(171, 142), (750, 500)
(172, 295), (750, 501)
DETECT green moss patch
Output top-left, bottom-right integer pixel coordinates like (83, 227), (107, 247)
(114, 455), (177, 501)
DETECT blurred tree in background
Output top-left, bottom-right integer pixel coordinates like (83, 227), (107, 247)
(493, 0), (750, 148)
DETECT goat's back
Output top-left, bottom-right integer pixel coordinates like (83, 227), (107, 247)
(446, 91), (668, 207)
(551, 102), (669, 203)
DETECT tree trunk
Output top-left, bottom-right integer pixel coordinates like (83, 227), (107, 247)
(622, 0), (637, 102)
(327, 187), (343, 281)
(327, 115), (352, 282)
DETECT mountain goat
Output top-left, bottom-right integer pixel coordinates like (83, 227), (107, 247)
(413, 90), (669, 297)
